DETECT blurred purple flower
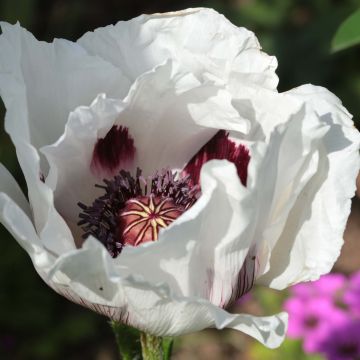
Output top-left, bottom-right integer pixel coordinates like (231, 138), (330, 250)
(317, 320), (360, 360)
(284, 297), (348, 353)
(344, 271), (360, 316)
(291, 273), (346, 300)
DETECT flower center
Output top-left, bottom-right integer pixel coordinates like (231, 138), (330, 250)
(304, 315), (319, 329)
(118, 195), (185, 246)
(78, 169), (198, 258)
(338, 343), (358, 357)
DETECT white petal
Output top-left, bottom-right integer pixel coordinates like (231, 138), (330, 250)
(119, 61), (247, 175)
(257, 107), (326, 256)
(0, 163), (30, 216)
(14, 140), (76, 255)
(230, 49), (278, 90)
(49, 237), (123, 303)
(258, 86), (360, 288)
(0, 167), (55, 270)
(48, 235), (286, 348)
(285, 84), (354, 127)
(42, 60), (245, 225)
(229, 86), (304, 141)
(0, 22), (130, 150)
(120, 282), (287, 348)
(77, 8), (278, 89)
(0, 164), (37, 254)
(0, 192), (55, 270)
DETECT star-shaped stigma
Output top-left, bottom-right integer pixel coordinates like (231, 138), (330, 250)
(118, 195), (185, 246)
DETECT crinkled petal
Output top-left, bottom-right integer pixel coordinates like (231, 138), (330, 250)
(42, 60), (246, 225)
(286, 84), (354, 127)
(229, 86), (304, 141)
(0, 163), (30, 216)
(232, 103), (326, 283)
(15, 140), (75, 255)
(0, 192), (54, 270)
(77, 8), (278, 89)
(0, 21), (130, 150)
(49, 237), (122, 303)
(119, 283), (288, 348)
(48, 236), (287, 348)
(0, 165), (54, 269)
(258, 85), (360, 288)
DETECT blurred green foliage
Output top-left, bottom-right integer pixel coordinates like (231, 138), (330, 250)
(250, 339), (324, 360)
(332, 8), (360, 52)
(0, 0), (359, 359)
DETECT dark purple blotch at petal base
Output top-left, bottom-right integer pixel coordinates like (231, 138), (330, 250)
(91, 125), (136, 176)
(183, 130), (250, 186)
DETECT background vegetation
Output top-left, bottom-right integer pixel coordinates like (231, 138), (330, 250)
(0, 0), (359, 359)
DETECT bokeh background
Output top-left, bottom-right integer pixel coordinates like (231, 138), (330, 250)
(0, 0), (359, 359)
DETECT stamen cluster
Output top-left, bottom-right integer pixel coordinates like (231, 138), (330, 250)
(78, 169), (199, 257)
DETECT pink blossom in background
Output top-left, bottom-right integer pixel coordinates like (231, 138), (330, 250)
(316, 320), (360, 360)
(285, 271), (360, 358)
(284, 296), (348, 353)
(291, 273), (347, 300)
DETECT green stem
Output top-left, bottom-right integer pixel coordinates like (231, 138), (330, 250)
(140, 332), (164, 360)
(110, 321), (173, 360)
(110, 321), (142, 360)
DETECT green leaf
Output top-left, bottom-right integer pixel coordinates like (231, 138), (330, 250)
(332, 9), (360, 52)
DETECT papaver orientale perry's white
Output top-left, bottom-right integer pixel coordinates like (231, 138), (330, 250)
(0, 8), (359, 349)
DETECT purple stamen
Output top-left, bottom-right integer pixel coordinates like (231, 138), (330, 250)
(78, 168), (199, 258)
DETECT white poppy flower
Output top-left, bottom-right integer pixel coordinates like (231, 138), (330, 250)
(0, 8), (359, 349)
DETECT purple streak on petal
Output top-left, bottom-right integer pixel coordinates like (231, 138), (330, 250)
(183, 130), (250, 187)
(91, 125), (136, 177)
(227, 252), (257, 307)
